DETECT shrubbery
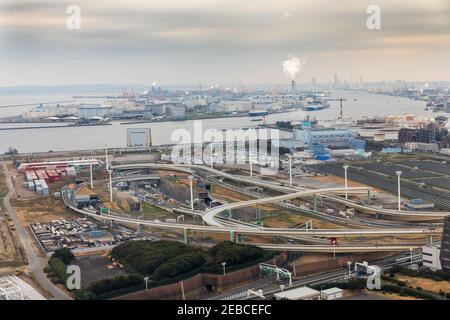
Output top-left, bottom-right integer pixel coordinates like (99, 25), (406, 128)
(207, 241), (265, 267)
(45, 248), (75, 285)
(111, 240), (193, 275)
(152, 252), (205, 279)
(87, 274), (143, 296)
(52, 247), (75, 265)
(78, 240), (271, 299)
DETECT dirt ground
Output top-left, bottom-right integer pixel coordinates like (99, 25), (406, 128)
(11, 196), (75, 227)
(370, 291), (421, 300)
(394, 274), (450, 294)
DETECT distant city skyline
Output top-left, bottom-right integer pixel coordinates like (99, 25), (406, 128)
(0, 0), (449, 86)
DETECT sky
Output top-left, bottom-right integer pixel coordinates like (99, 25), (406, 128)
(0, 0), (449, 87)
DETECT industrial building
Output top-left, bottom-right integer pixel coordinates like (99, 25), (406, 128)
(292, 122), (364, 149)
(273, 286), (320, 300)
(78, 104), (112, 119)
(0, 276), (46, 300)
(320, 287), (344, 300)
(440, 216), (450, 271)
(422, 243), (442, 271)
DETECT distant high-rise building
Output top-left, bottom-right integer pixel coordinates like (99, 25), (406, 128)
(440, 216), (450, 271)
(291, 79), (296, 92)
(333, 74), (338, 89)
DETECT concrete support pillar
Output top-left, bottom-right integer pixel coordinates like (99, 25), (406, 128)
(183, 228), (188, 244)
(230, 230), (235, 242)
(313, 194), (317, 212)
(367, 190), (371, 205)
(428, 235), (433, 244)
(137, 224), (142, 235)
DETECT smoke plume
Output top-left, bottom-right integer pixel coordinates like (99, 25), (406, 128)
(281, 55), (306, 79)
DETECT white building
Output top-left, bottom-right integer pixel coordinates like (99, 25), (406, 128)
(320, 287), (344, 300)
(126, 128), (152, 148)
(422, 243), (442, 271)
(273, 286), (320, 300)
(78, 104), (112, 119)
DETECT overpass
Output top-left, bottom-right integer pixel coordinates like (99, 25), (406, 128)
(111, 163), (450, 219)
(63, 186), (440, 237)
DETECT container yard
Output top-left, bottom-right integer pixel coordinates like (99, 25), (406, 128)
(19, 160), (100, 196)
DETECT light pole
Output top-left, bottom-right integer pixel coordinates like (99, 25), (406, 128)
(343, 164), (349, 199)
(288, 156), (293, 187)
(144, 276), (149, 291)
(105, 144), (109, 170)
(210, 145), (214, 169)
(396, 171), (402, 211)
(188, 175), (194, 211)
(107, 169), (113, 203)
(221, 262), (227, 275)
(89, 163), (94, 189)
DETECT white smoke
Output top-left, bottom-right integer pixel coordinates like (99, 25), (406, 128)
(281, 55), (306, 79)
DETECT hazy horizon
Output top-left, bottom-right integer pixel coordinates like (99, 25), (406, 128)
(1, 0), (449, 86)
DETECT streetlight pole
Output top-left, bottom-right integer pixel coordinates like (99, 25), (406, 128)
(108, 169), (113, 203)
(343, 165), (349, 200)
(188, 175), (194, 211)
(396, 171), (402, 211)
(89, 163), (94, 189)
(105, 144), (109, 170)
(144, 277), (149, 291)
(288, 157), (292, 187)
(210, 145), (214, 169)
(222, 262), (227, 275)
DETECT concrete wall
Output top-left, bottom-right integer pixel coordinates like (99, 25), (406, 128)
(115, 252), (289, 300)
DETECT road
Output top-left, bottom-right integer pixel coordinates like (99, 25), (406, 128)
(63, 184), (429, 252)
(112, 163), (450, 218)
(1, 162), (71, 300)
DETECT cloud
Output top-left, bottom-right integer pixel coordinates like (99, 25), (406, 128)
(0, 0), (449, 85)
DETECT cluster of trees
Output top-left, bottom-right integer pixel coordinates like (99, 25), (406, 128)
(75, 240), (269, 299)
(44, 248), (75, 285)
(110, 240), (200, 276)
(206, 241), (265, 268)
(111, 240), (266, 281)
(389, 265), (450, 282)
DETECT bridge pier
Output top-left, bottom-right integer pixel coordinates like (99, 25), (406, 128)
(428, 235), (433, 244)
(367, 190), (371, 205)
(137, 224), (142, 235)
(183, 228), (189, 244)
(313, 194), (317, 212)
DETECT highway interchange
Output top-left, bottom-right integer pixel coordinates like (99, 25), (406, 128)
(60, 162), (450, 253)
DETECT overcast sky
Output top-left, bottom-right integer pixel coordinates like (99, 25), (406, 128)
(0, 0), (449, 87)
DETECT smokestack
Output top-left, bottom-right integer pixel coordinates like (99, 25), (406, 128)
(291, 79), (296, 92)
